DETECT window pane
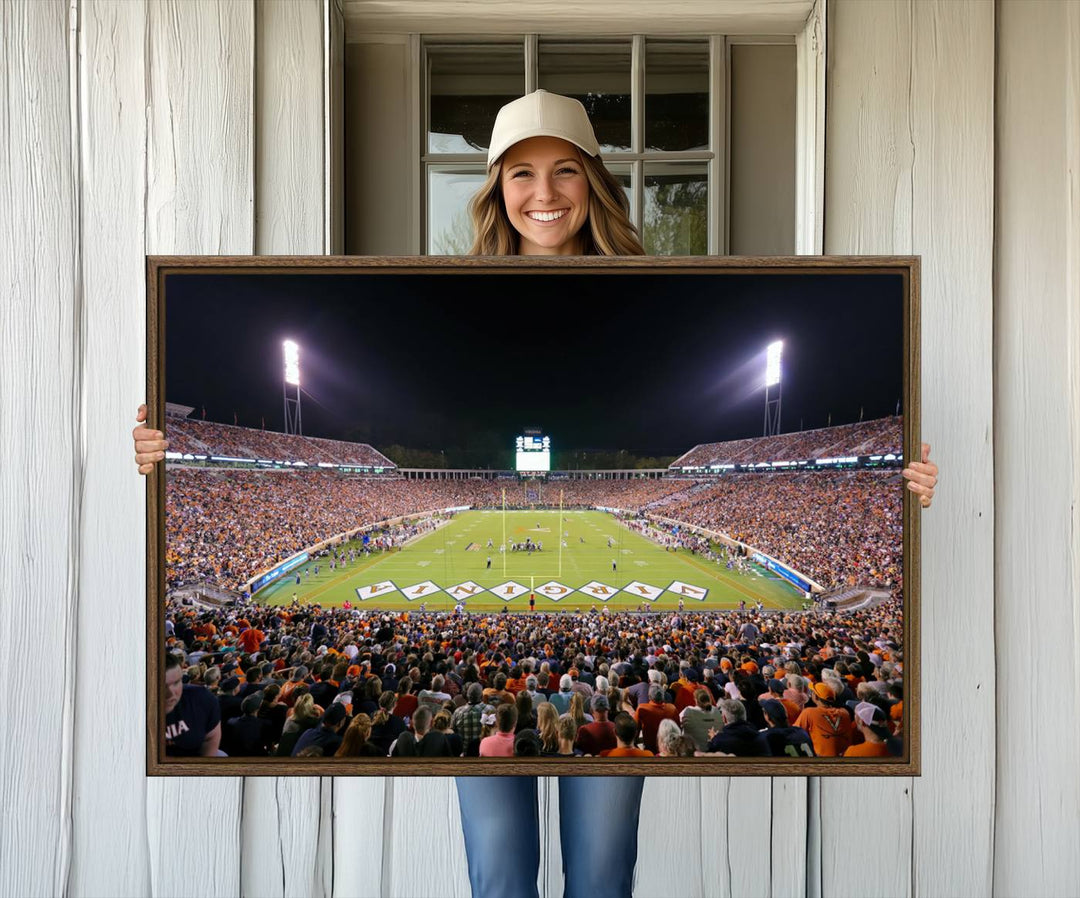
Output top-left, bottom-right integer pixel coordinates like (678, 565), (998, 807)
(643, 163), (707, 255)
(538, 40), (632, 153)
(428, 44), (524, 154)
(428, 167), (487, 254)
(645, 40), (709, 152)
(604, 163), (634, 222)
(729, 44), (796, 254)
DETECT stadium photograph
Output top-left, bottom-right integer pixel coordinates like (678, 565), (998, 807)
(156, 261), (912, 770)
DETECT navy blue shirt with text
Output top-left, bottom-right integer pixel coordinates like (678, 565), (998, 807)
(165, 685), (221, 756)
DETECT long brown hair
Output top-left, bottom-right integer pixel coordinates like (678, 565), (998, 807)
(515, 689), (533, 724)
(567, 691), (589, 727)
(536, 702), (559, 752)
(335, 713), (373, 757)
(372, 690), (396, 727)
(468, 150), (644, 256)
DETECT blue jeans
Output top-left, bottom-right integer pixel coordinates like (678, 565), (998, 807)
(455, 775), (645, 898)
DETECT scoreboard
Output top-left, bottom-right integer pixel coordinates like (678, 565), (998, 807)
(515, 434), (551, 472)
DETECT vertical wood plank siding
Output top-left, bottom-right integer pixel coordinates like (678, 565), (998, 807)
(994, 2), (1080, 895)
(823, 6), (916, 892)
(244, 3), (330, 897)
(907, 4), (996, 895)
(143, 0), (253, 892)
(0, 2), (77, 893)
(825, 3), (996, 897)
(72, 2), (152, 894)
(255, 0), (325, 256)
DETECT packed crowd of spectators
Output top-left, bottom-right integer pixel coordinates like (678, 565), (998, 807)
(167, 466), (900, 597)
(163, 603), (904, 761)
(165, 472), (687, 591)
(644, 470), (902, 594)
(671, 417), (902, 469)
(165, 415), (396, 468)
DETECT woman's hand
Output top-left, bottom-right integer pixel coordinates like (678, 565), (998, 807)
(133, 403), (168, 474)
(902, 442), (938, 508)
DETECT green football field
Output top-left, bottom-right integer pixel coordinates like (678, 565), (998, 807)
(256, 509), (807, 613)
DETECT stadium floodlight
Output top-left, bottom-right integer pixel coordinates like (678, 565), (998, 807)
(283, 340), (301, 386)
(282, 340), (303, 435)
(763, 340), (783, 437)
(765, 340), (783, 387)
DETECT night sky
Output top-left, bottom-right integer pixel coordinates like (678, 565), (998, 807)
(165, 271), (904, 465)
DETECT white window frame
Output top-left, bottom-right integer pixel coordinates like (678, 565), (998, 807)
(400, 0), (826, 256)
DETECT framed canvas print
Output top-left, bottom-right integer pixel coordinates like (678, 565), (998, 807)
(146, 255), (920, 776)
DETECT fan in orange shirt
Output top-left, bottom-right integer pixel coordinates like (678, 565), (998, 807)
(599, 712), (654, 758)
(794, 682), (853, 757)
(505, 668), (529, 696)
(278, 666), (309, 707)
(671, 671), (700, 713)
(237, 626), (265, 655)
(758, 679), (802, 725)
(634, 684), (679, 754)
(843, 702), (893, 758)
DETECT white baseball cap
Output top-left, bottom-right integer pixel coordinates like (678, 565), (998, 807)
(486, 90), (600, 168)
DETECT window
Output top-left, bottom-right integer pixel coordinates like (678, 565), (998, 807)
(424, 35), (759, 256)
(343, 20), (811, 257)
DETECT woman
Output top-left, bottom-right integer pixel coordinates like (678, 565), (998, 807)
(369, 690), (407, 756)
(274, 692), (322, 757)
(555, 716), (583, 758)
(514, 690), (536, 733)
(433, 709), (464, 757)
(453, 91), (647, 898)
(656, 719), (694, 758)
(353, 675), (381, 718)
(535, 702), (560, 756)
(335, 712), (383, 758)
(134, 88), (939, 898)
(561, 691), (593, 728)
(392, 675), (418, 720)
(468, 705), (498, 758)
(257, 683), (288, 747)
(467, 92), (642, 258)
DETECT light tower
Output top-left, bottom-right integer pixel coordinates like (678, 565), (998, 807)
(764, 340), (782, 437)
(283, 340), (302, 435)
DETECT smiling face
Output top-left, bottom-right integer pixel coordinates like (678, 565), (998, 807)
(499, 136), (590, 255)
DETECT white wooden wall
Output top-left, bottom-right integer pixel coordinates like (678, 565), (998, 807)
(1, 1), (1077, 896)
(824, 3), (997, 894)
(994, 2), (1080, 895)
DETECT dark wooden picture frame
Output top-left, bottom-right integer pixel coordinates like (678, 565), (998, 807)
(147, 255), (920, 777)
